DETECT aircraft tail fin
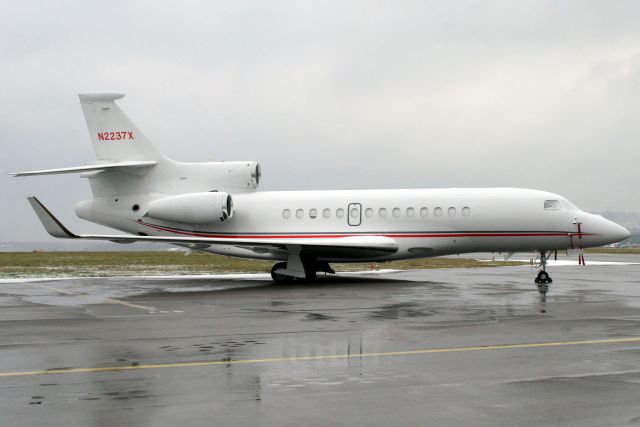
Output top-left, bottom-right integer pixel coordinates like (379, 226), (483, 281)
(78, 93), (163, 162)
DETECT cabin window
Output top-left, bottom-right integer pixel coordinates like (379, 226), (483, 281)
(309, 208), (317, 219)
(392, 207), (401, 218)
(336, 208), (345, 218)
(379, 208), (387, 218)
(282, 209), (291, 219)
(365, 208), (373, 218)
(406, 207), (415, 217)
(350, 208), (359, 218)
(322, 208), (331, 218)
(420, 207), (428, 217)
(296, 209), (304, 219)
(462, 207), (471, 217)
(544, 200), (560, 210)
(448, 207), (456, 217)
(434, 207), (443, 217)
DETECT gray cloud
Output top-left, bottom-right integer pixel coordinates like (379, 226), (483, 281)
(2, 0), (639, 241)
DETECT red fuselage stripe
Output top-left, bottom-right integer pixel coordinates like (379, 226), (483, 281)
(140, 222), (592, 239)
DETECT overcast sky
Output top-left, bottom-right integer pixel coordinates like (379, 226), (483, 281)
(2, 0), (639, 241)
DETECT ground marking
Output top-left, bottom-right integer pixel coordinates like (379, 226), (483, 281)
(18, 282), (155, 312)
(2, 337), (640, 378)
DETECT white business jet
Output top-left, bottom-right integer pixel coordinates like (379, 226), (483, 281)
(12, 93), (630, 295)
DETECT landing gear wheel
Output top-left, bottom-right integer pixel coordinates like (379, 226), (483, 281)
(271, 262), (294, 283)
(535, 269), (552, 296)
(536, 271), (552, 284)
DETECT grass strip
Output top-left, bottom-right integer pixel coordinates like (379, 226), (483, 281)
(0, 251), (525, 279)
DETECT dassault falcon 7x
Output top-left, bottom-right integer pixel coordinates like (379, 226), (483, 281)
(12, 93), (630, 295)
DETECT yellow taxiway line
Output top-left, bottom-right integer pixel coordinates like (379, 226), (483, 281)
(2, 337), (640, 378)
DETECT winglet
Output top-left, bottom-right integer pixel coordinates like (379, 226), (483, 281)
(27, 197), (78, 239)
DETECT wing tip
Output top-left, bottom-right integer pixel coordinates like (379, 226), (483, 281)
(27, 196), (78, 239)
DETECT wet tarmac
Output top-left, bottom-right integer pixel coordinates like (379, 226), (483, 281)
(1, 253), (640, 426)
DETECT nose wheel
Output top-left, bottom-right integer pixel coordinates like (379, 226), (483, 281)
(534, 251), (553, 296)
(535, 271), (552, 295)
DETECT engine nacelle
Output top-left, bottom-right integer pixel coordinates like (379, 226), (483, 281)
(198, 161), (261, 191)
(146, 192), (233, 224)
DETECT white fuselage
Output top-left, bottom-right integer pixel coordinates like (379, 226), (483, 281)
(77, 187), (628, 262)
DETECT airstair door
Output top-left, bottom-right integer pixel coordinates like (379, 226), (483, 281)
(348, 203), (362, 226)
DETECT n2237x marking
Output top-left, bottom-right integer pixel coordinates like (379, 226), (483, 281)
(97, 131), (134, 141)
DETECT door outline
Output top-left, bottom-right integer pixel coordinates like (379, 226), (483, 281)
(347, 203), (362, 226)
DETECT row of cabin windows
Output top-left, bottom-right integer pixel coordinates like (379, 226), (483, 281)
(282, 206), (471, 220)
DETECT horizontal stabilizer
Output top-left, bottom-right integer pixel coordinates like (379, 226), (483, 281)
(78, 92), (125, 103)
(10, 160), (156, 177)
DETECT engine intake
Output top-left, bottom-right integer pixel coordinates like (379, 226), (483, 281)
(146, 192), (233, 224)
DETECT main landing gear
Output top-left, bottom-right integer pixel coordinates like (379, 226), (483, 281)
(270, 260), (334, 284)
(534, 250), (553, 296)
(270, 262), (295, 283)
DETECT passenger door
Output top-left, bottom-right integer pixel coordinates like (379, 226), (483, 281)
(347, 203), (362, 226)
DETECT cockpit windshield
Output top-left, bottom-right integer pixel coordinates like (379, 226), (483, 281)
(544, 200), (560, 210)
(544, 198), (581, 211)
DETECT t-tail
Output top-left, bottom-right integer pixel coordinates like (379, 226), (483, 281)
(11, 92), (260, 192)
(10, 92), (165, 179)
(11, 92), (261, 232)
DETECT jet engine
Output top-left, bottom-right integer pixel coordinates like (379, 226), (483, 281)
(198, 161), (261, 192)
(146, 192), (233, 224)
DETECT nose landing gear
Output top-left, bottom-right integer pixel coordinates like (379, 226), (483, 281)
(534, 250), (553, 296)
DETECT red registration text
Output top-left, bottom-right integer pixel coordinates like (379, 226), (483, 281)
(97, 131), (134, 141)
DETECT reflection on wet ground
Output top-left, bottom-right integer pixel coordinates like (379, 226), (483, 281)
(0, 254), (639, 426)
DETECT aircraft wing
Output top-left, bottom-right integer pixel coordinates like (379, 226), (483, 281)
(10, 160), (157, 177)
(27, 197), (398, 259)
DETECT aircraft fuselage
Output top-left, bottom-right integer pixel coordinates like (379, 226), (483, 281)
(76, 187), (629, 262)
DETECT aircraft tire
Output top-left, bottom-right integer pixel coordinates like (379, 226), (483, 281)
(271, 262), (294, 283)
(537, 271), (550, 283)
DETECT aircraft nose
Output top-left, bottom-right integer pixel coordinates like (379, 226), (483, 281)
(602, 218), (630, 244)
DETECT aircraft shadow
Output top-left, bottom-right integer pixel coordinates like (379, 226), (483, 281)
(128, 274), (420, 299)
